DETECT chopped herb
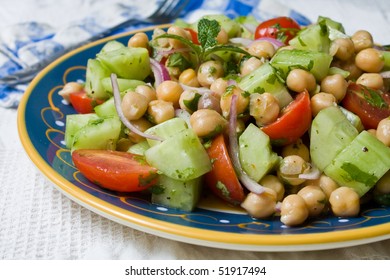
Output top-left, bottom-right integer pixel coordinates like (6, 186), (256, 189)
(216, 181), (230, 198)
(341, 162), (378, 186)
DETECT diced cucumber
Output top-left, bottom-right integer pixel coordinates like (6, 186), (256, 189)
(145, 128), (212, 181)
(94, 97), (117, 118)
(99, 40), (125, 53)
(84, 58), (111, 100)
(144, 117), (189, 146)
(318, 16), (345, 33)
(289, 20), (330, 53)
(127, 140), (150, 156)
(238, 62), (293, 108)
(339, 106), (364, 132)
(97, 46), (151, 80)
(101, 77), (145, 94)
(151, 174), (202, 211)
(71, 116), (122, 152)
(239, 123), (280, 182)
(310, 106), (359, 171)
(324, 131), (390, 197)
(270, 49), (333, 81)
(64, 113), (100, 149)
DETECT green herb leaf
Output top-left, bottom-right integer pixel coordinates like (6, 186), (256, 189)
(167, 53), (192, 71)
(198, 18), (221, 50)
(341, 162), (378, 186)
(183, 92), (202, 112)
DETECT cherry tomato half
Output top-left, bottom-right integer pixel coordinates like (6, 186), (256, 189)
(184, 28), (200, 45)
(342, 83), (390, 129)
(254, 16), (300, 43)
(69, 91), (104, 114)
(72, 149), (158, 192)
(205, 134), (245, 205)
(261, 90), (312, 146)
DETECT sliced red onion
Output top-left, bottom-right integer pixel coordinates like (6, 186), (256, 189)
(275, 201), (282, 213)
(229, 37), (254, 48)
(156, 47), (192, 57)
(179, 83), (212, 95)
(249, 37), (285, 50)
(228, 94), (265, 194)
(111, 73), (164, 142)
(149, 58), (171, 88)
(298, 163), (321, 180)
(380, 71), (390, 79)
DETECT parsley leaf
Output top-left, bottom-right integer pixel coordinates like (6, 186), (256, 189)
(198, 18), (220, 50)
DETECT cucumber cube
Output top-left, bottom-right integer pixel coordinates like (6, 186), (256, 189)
(84, 58), (111, 100)
(65, 113), (99, 149)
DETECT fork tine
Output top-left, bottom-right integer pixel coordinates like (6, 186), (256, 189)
(151, 0), (187, 21)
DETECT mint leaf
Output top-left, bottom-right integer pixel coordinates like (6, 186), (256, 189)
(198, 18), (220, 50)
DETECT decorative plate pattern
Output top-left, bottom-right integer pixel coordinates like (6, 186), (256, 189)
(18, 25), (390, 251)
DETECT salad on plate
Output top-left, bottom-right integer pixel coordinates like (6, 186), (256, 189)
(59, 14), (390, 227)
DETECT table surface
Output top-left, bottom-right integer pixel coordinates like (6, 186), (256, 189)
(1, 0), (390, 260)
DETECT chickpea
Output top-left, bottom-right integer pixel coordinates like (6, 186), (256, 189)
(247, 40), (275, 59)
(329, 187), (360, 217)
(281, 138), (310, 162)
(147, 100), (175, 124)
(189, 109), (228, 138)
(375, 170), (390, 194)
(356, 73), (384, 90)
(306, 174), (339, 199)
(298, 185), (327, 217)
(286, 69), (317, 93)
(121, 91), (149, 121)
(280, 194), (309, 226)
(367, 129), (377, 136)
(135, 84), (157, 103)
(216, 28), (229, 44)
(330, 38), (354, 61)
(127, 32), (149, 49)
(156, 80), (183, 108)
(249, 92), (280, 126)
(355, 48), (384, 73)
(58, 82), (83, 102)
(277, 155), (309, 186)
(197, 92), (222, 113)
(220, 86), (249, 118)
(126, 117), (153, 143)
(376, 117), (390, 146)
(197, 60), (224, 87)
(240, 56), (263, 76)
(179, 89), (199, 113)
(310, 92), (337, 116)
(332, 57), (363, 80)
(351, 30), (373, 52)
(116, 138), (133, 152)
(179, 68), (200, 87)
(320, 74), (348, 102)
(167, 26), (191, 49)
(259, 175), (285, 201)
(241, 189), (277, 219)
(210, 78), (228, 97)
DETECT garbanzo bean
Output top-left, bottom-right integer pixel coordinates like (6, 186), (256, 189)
(281, 138), (310, 162)
(376, 117), (390, 146)
(135, 84), (157, 103)
(310, 92), (337, 116)
(241, 189), (277, 219)
(249, 92), (280, 126)
(197, 92), (222, 113)
(58, 82), (84, 102)
(375, 171), (390, 194)
(298, 185), (327, 217)
(356, 73), (384, 90)
(286, 69), (317, 93)
(197, 60), (224, 87)
(329, 186), (360, 217)
(320, 74), (348, 101)
(306, 174), (339, 199)
(179, 68), (200, 87)
(277, 155), (308, 186)
(247, 40), (275, 59)
(216, 28), (229, 44)
(210, 78), (228, 97)
(351, 30), (373, 52)
(127, 32), (149, 49)
(126, 117), (153, 143)
(179, 89), (199, 113)
(240, 56), (263, 76)
(220, 85), (249, 118)
(156, 80), (183, 107)
(259, 175), (285, 201)
(355, 48), (384, 73)
(167, 26), (191, 49)
(280, 194), (309, 226)
(147, 100), (175, 124)
(121, 91), (149, 121)
(189, 109), (228, 138)
(330, 38), (355, 61)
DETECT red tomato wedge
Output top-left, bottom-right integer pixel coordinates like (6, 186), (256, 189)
(204, 134), (245, 205)
(69, 91), (104, 114)
(72, 149), (158, 192)
(254, 16), (300, 43)
(184, 28), (200, 45)
(261, 90), (312, 146)
(342, 83), (390, 129)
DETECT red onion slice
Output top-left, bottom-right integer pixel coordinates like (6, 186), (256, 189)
(298, 163), (321, 180)
(111, 73), (164, 142)
(249, 37), (285, 50)
(229, 37), (254, 47)
(228, 94), (265, 194)
(149, 58), (171, 88)
(380, 71), (390, 79)
(179, 83), (212, 95)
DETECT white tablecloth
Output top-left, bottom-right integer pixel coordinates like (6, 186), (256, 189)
(1, 0), (390, 260)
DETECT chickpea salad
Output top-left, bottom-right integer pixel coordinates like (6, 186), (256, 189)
(60, 14), (390, 226)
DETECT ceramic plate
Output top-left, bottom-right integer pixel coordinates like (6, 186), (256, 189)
(17, 25), (390, 251)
